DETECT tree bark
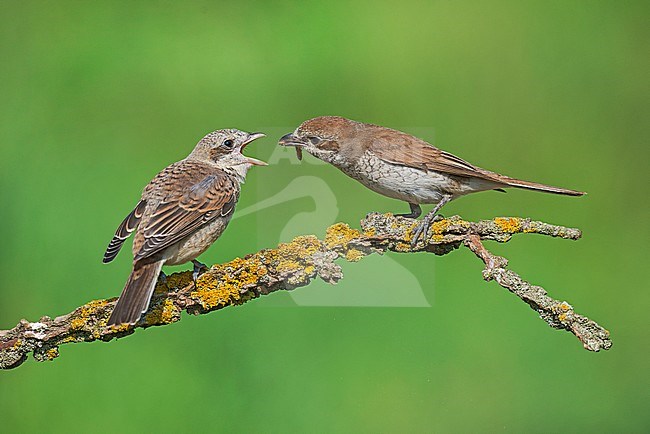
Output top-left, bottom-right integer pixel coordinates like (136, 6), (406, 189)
(0, 214), (611, 370)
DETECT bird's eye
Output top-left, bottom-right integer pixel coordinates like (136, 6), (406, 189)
(307, 136), (321, 145)
(223, 139), (234, 148)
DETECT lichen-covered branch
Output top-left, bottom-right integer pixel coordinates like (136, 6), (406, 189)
(463, 234), (610, 351)
(0, 214), (611, 370)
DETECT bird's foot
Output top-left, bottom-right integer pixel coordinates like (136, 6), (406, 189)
(409, 195), (452, 247)
(410, 213), (448, 247)
(192, 260), (209, 284)
(411, 216), (432, 247)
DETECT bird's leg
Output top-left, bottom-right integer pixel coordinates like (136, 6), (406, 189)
(395, 203), (422, 219)
(410, 195), (452, 247)
(192, 259), (209, 284)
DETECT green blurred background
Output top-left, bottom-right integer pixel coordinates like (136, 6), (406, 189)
(1, 1), (648, 432)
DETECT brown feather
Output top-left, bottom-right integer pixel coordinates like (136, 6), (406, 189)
(107, 261), (163, 326)
(366, 126), (584, 196)
(133, 160), (239, 263)
(103, 199), (147, 263)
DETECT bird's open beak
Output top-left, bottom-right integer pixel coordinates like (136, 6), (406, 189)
(278, 133), (305, 160)
(242, 132), (266, 148)
(241, 132), (267, 166)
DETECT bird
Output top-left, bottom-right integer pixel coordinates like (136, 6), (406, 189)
(103, 129), (266, 326)
(279, 116), (584, 246)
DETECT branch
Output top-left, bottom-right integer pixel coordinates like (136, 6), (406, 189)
(0, 215), (611, 370)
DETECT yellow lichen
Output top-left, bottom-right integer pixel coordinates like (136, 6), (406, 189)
(70, 299), (108, 330)
(324, 223), (361, 250)
(160, 300), (176, 323)
(44, 348), (59, 361)
(403, 228), (413, 242)
(276, 236), (321, 272)
(494, 217), (522, 233)
(144, 298), (179, 325)
(345, 248), (365, 262)
(523, 221), (537, 233)
(191, 251), (271, 309)
(430, 218), (452, 234)
(155, 271), (193, 293)
(363, 227), (376, 237)
(192, 269), (245, 309)
(558, 313), (567, 322)
(109, 322), (131, 333)
(189, 235), (324, 309)
(406, 217), (467, 244)
(395, 242), (412, 252)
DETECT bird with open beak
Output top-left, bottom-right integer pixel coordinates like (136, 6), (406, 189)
(279, 116), (584, 246)
(104, 129), (266, 326)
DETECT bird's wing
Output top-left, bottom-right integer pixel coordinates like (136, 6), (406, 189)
(369, 130), (504, 183)
(103, 199), (147, 263)
(133, 165), (239, 262)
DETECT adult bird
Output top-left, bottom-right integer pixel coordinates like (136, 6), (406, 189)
(279, 116), (583, 245)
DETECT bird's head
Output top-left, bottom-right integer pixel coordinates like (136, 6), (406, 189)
(278, 116), (357, 161)
(190, 129), (267, 169)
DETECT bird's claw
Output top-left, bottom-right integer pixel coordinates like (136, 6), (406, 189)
(410, 214), (445, 248)
(410, 220), (429, 247)
(192, 260), (209, 284)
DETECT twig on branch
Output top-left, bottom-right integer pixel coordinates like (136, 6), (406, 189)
(0, 214), (611, 370)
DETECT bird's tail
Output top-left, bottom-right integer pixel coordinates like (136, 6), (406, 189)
(497, 175), (585, 196)
(107, 261), (164, 326)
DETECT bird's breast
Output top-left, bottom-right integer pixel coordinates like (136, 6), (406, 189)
(163, 215), (232, 265)
(341, 152), (464, 204)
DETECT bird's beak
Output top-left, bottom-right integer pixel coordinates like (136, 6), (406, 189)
(242, 132), (266, 148)
(245, 156), (268, 166)
(278, 133), (305, 147)
(241, 132), (267, 166)
(278, 133), (305, 160)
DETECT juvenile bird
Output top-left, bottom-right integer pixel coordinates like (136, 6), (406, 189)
(104, 129), (266, 326)
(279, 116), (584, 245)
